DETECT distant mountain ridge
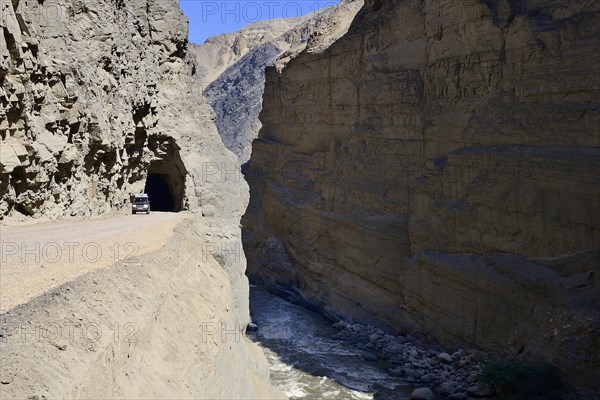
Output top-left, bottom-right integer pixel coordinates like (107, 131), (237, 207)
(191, 0), (364, 163)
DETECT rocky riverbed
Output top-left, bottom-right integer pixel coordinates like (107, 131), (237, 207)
(324, 320), (599, 400)
(250, 286), (600, 400)
(330, 321), (486, 400)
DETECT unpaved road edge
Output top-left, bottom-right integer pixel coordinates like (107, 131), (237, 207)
(0, 216), (285, 399)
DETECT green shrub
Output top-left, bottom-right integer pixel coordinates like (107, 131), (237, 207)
(476, 359), (568, 400)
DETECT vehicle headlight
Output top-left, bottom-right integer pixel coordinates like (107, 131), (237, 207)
(143, 204), (148, 209)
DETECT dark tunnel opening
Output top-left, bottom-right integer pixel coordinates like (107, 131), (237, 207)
(144, 173), (176, 211)
(143, 158), (186, 212)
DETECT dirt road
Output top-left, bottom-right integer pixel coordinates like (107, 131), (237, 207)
(0, 212), (188, 313)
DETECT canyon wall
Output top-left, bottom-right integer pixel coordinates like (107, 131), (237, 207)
(244, 0), (600, 386)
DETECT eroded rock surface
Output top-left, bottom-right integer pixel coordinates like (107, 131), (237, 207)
(0, 0), (245, 221)
(244, 0), (600, 386)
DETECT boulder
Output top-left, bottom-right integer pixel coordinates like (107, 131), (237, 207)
(437, 353), (454, 364)
(410, 387), (434, 400)
(467, 384), (496, 398)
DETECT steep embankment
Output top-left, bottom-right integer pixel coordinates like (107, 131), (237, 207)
(244, 0), (600, 386)
(193, 0), (363, 163)
(0, 217), (283, 399)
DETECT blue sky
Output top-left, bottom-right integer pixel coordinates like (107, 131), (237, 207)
(179, 1), (339, 44)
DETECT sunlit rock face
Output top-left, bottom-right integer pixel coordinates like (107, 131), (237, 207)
(0, 0), (246, 221)
(244, 0), (600, 386)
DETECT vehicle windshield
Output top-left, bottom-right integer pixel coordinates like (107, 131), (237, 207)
(134, 198), (149, 204)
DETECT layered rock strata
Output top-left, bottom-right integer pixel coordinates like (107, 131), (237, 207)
(244, 0), (600, 386)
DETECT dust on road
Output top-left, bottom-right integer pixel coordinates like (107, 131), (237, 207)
(0, 212), (188, 313)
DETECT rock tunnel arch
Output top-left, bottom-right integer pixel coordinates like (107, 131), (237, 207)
(142, 137), (187, 212)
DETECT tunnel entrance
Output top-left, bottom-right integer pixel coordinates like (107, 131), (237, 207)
(145, 173), (175, 211)
(143, 157), (186, 212)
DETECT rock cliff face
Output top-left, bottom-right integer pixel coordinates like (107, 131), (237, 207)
(244, 0), (600, 386)
(1, 0), (245, 221)
(193, 0), (363, 163)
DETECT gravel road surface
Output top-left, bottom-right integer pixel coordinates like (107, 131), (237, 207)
(0, 212), (187, 313)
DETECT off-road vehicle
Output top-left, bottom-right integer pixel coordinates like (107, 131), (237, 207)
(132, 193), (150, 214)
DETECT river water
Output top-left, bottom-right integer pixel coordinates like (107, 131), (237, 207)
(248, 287), (414, 400)
(248, 287), (600, 400)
